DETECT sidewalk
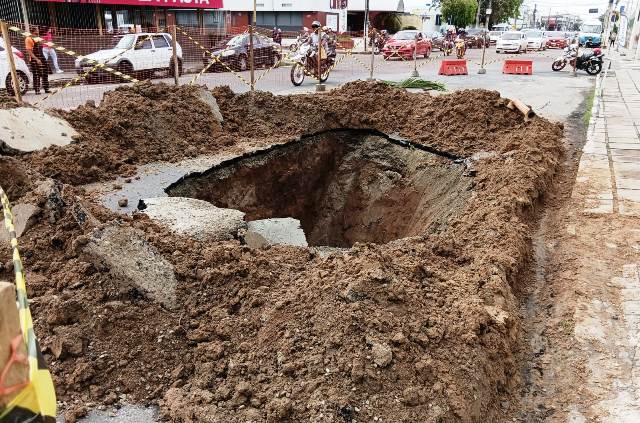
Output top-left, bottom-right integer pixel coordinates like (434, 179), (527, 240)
(554, 48), (640, 420)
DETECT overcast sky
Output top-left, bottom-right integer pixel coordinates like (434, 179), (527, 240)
(403, 0), (618, 20)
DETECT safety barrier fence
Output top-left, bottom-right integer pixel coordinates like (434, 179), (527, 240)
(1, 19), (566, 110)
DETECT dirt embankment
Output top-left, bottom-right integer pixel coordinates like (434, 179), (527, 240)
(2, 82), (563, 422)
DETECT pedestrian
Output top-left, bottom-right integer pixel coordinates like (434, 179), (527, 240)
(42, 28), (63, 74)
(25, 27), (50, 94)
(609, 30), (617, 48)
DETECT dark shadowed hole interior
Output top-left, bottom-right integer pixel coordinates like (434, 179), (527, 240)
(166, 130), (473, 248)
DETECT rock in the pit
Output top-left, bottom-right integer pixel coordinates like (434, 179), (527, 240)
(0, 107), (77, 153)
(244, 218), (308, 248)
(139, 197), (246, 242)
(0, 203), (40, 242)
(81, 223), (177, 309)
(195, 89), (224, 123)
(371, 341), (393, 367)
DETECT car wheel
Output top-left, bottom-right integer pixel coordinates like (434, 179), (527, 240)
(237, 55), (248, 72)
(424, 48), (430, 58)
(272, 53), (280, 67)
(5, 71), (29, 96)
(116, 61), (134, 82)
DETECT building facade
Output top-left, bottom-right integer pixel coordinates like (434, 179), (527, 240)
(1, 0), (404, 33)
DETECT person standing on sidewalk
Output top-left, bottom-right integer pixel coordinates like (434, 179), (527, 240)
(25, 27), (50, 94)
(42, 28), (63, 74)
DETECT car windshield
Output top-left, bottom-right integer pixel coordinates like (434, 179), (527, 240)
(466, 29), (482, 35)
(548, 31), (566, 37)
(227, 35), (246, 47)
(501, 33), (521, 40)
(489, 31), (502, 36)
(581, 25), (601, 33)
(393, 31), (418, 40)
(527, 31), (542, 38)
(114, 34), (135, 49)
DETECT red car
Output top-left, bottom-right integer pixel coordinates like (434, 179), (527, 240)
(546, 31), (569, 49)
(382, 30), (432, 60)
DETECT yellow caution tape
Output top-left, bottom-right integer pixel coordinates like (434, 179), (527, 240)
(0, 186), (57, 423)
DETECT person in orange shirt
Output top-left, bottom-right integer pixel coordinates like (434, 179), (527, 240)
(25, 27), (50, 94)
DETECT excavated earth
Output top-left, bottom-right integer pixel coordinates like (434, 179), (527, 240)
(0, 82), (563, 422)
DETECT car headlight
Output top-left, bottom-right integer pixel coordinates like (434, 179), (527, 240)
(222, 50), (235, 57)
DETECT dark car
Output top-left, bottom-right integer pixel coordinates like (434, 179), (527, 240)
(463, 28), (488, 48)
(203, 33), (281, 72)
(428, 31), (445, 51)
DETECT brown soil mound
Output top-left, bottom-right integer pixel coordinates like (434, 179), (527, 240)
(4, 82), (563, 422)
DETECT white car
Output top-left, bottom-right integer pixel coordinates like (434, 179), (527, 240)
(525, 30), (547, 50)
(0, 37), (32, 96)
(75, 32), (182, 83)
(489, 31), (504, 44)
(496, 32), (528, 53)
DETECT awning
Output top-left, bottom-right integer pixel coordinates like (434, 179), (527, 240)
(35, 0), (223, 9)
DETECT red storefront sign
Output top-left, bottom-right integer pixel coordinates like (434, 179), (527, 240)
(36, 0), (223, 8)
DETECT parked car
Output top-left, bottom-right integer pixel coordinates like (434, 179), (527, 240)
(203, 33), (280, 72)
(75, 32), (182, 83)
(463, 28), (488, 48)
(0, 38), (31, 95)
(382, 30), (432, 60)
(496, 31), (528, 53)
(488, 31), (504, 44)
(526, 30), (547, 50)
(428, 31), (445, 51)
(546, 31), (569, 48)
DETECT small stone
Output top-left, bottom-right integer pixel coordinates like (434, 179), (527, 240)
(118, 198), (128, 207)
(371, 342), (393, 368)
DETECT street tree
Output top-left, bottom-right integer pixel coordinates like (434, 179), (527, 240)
(441, 0), (478, 28)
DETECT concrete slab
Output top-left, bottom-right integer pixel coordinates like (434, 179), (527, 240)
(0, 203), (40, 242)
(246, 218), (308, 248)
(81, 223), (177, 309)
(0, 107), (77, 153)
(139, 197), (246, 242)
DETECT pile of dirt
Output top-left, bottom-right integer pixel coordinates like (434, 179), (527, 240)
(2, 82), (564, 422)
(23, 83), (225, 185)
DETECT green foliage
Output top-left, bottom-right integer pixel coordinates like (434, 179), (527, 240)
(441, 0), (478, 28)
(402, 25), (418, 30)
(373, 12), (402, 33)
(483, 0), (524, 27)
(382, 78), (446, 91)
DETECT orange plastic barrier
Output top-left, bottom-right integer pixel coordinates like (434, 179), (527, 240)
(438, 59), (468, 76)
(502, 59), (533, 75)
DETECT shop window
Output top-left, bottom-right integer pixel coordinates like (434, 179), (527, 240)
(175, 10), (198, 28)
(204, 10), (224, 28)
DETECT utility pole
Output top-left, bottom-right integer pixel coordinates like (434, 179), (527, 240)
(19, 0), (29, 30)
(249, 0), (256, 91)
(533, 4), (537, 28)
(478, 0), (492, 74)
(364, 0), (369, 52)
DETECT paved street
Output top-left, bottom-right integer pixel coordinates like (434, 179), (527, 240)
(26, 47), (593, 120)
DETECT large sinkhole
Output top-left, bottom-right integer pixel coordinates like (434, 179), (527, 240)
(166, 130), (473, 248)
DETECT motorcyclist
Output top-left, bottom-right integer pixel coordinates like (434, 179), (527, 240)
(444, 27), (456, 53)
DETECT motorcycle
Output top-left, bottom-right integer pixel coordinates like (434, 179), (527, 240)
(551, 45), (603, 75)
(443, 40), (454, 56)
(455, 38), (466, 59)
(289, 29), (310, 52)
(290, 42), (335, 86)
(369, 32), (389, 54)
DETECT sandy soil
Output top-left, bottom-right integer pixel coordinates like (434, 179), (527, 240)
(1, 82), (564, 422)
